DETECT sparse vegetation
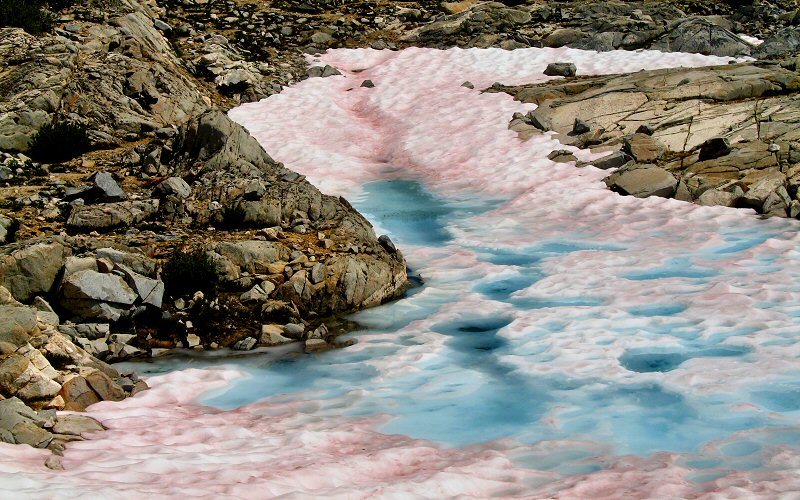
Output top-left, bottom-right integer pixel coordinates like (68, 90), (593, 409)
(0, 0), (58, 34)
(162, 248), (220, 298)
(27, 121), (91, 163)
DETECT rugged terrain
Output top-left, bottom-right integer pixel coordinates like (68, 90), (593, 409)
(0, 0), (799, 459)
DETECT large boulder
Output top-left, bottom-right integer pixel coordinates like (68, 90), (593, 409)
(0, 304), (38, 351)
(115, 264), (164, 308)
(215, 241), (289, 274)
(651, 18), (753, 57)
(60, 270), (138, 321)
(0, 397), (53, 448)
(624, 134), (666, 163)
(605, 165), (678, 198)
(0, 353), (61, 402)
(66, 200), (159, 233)
(173, 109), (278, 176)
(753, 27), (800, 58)
(0, 215), (16, 245)
(0, 241), (69, 302)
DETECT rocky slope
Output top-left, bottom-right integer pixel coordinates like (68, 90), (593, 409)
(0, 0), (409, 454)
(1, 0), (799, 458)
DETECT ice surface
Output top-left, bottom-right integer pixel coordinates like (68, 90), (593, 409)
(5, 47), (800, 497)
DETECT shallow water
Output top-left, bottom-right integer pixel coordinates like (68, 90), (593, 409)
(5, 47), (800, 498)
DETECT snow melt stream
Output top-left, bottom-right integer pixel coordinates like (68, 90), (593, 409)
(4, 47), (800, 498)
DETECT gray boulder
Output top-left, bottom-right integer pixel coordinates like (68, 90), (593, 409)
(697, 188), (739, 207)
(0, 304), (38, 351)
(233, 337), (257, 351)
(52, 414), (104, 436)
(587, 151), (634, 170)
(155, 177), (192, 198)
(115, 264), (164, 308)
(753, 27), (800, 58)
(544, 62), (577, 77)
(739, 170), (788, 211)
(0, 215), (16, 245)
(173, 110), (277, 177)
(60, 270), (137, 321)
(651, 18), (752, 57)
(307, 65), (341, 78)
(91, 172), (127, 202)
(0, 241), (69, 302)
(215, 240), (288, 274)
(61, 270), (138, 305)
(0, 397), (53, 448)
(605, 165), (678, 198)
(67, 199), (159, 232)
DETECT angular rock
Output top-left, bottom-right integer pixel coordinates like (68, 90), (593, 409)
(67, 200), (159, 232)
(739, 171), (787, 211)
(605, 165), (678, 198)
(697, 189), (739, 207)
(543, 62), (577, 77)
(0, 353), (61, 402)
(243, 179), (266, 200)
(573, 119), (591, 134)
(0, 305), (38, 350)
(304, 338), (328, 352)
(307, 65), (341, 78)
(155, 177), (192, 198)
(259, 324), (292, 345)
(588, 151), (634, 170)
(624, 133), (666, 163)
(0, 215), (16, 245)
(59, 375), (101, 411)
(115, 264), (164, 308)
(91, 172), (127, 202)
(52, 414), (104, 436)
(307, 323), (328, 341)
(233, 337), (257, 351)
(0, 241), (69, 302)
(95, 248), (156, 277)
(240, 281), (275, 302)
(61, 270), (138, 305)
(85, 370), (126, 402)
(310, 263), (326, 284)
(0, 398), (53, 448)
(216, 240), (288, 273)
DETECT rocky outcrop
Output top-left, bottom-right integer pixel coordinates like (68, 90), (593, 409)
(495, 61), (800, 217)
(0, 285), (145, 417)
(0, 0), (209, 153)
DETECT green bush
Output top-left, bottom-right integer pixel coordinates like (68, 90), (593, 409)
(28, 121), (91, 163)
(162, 249), (220, 298)
(0, 0), (58, 34)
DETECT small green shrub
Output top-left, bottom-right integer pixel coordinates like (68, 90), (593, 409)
(162, 249), (220, 298)
(0, 0), (58, 34)
(28, 121), (91, 163)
